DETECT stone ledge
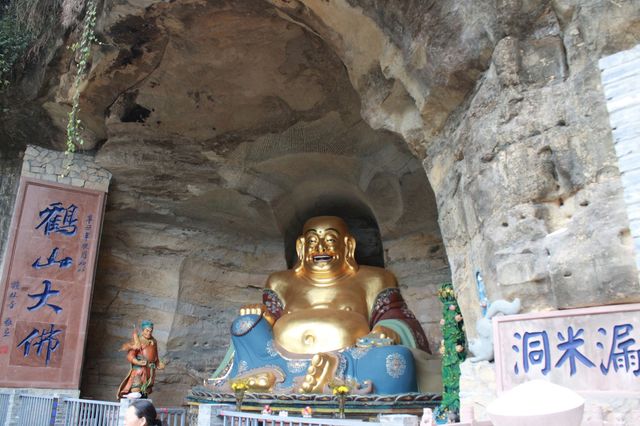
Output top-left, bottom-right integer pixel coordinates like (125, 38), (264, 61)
(21, 145), (112, 193)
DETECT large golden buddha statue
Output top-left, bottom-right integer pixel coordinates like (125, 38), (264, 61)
(209, 216), (431, 394)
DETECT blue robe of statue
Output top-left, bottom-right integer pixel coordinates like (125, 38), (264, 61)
(209, 288), (429, 394)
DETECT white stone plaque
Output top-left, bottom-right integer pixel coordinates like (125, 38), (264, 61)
(493, 304), (640, 394)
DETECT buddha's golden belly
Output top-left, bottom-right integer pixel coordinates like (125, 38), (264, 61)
(273, 309), (370, 354)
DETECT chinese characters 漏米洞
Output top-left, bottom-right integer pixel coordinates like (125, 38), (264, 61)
(512, 323), (640, 377)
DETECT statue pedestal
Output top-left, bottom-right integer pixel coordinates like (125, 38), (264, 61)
(189, 388), (441, 416)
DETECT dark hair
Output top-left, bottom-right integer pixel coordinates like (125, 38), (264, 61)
(130, 399), (163, 426)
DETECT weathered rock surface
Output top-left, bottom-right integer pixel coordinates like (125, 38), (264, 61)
(0, 0), (638, 412)
(423, 0), (640, 331)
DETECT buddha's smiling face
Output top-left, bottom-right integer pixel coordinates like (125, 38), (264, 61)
(299, 216), (352, 276)
(304, 226), (342, 272)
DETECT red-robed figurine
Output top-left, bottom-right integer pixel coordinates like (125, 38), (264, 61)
(117, 320), (165, 399)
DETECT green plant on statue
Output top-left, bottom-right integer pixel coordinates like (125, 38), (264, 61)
(435, 282), (466, 422)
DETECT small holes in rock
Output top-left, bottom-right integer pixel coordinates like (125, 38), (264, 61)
(502, 222), (509, 227)
(564, 271), (572, 277)
(580, 200), (589, 207)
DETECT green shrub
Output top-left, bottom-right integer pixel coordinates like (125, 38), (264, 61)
(0, 0), (64, 90)
(0, 5), (31, 89)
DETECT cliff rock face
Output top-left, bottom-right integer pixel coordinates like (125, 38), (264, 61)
(0, 0), (638, 406)
(422, 0), (640, 328)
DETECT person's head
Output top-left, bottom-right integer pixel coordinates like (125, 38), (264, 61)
(140, 320), (154, 339)
(294, 216), (357, 279)
(124, 399), (162, 426)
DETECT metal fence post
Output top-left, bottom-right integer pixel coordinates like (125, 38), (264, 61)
(198, 404), (214, 426)
(118, 398), (132, 426)
(1, 392), (18, 426)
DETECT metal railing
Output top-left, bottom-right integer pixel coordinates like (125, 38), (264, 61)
(1, 394), (193, 426)
(157, 407), (188, 426)
(0, 392), (10, 425)
(220, 410), (372, 426)
(219, 410), (494, 426)
(17, 394), (57, 426)
(63, 398), (120, 426)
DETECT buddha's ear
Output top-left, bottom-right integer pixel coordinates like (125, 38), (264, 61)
(294, 236), (305, 272)
(344, 235), (357, 271)
(345, 235), (356, 258)
(296, 236), (305, 259)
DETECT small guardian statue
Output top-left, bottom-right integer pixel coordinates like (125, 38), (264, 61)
(117, 320), (165, 399)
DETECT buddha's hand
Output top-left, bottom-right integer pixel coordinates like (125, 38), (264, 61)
(356, 326), (400, 348)
(239, 303), (276, 326)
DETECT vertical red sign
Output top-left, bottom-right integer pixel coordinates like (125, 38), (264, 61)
(0, 177), (106, 388)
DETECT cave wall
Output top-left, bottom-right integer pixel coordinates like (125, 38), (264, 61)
(0, 0), (638, 413)
(79, 122), (446, 406)
(423, 1), (640, 328)
(65, 1), (449, 406)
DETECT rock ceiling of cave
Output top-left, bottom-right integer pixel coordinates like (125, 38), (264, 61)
(67, 0), (441, 240)
(87, 1), (358, 146)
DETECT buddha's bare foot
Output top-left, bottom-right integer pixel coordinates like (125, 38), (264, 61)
(299, 353), (338, 393)
(215, 368), (283, 392)
(244, 371), (276, 391)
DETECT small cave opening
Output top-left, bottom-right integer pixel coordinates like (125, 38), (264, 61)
(121, 103), (152, 123)
(114, 91), (152, 123)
